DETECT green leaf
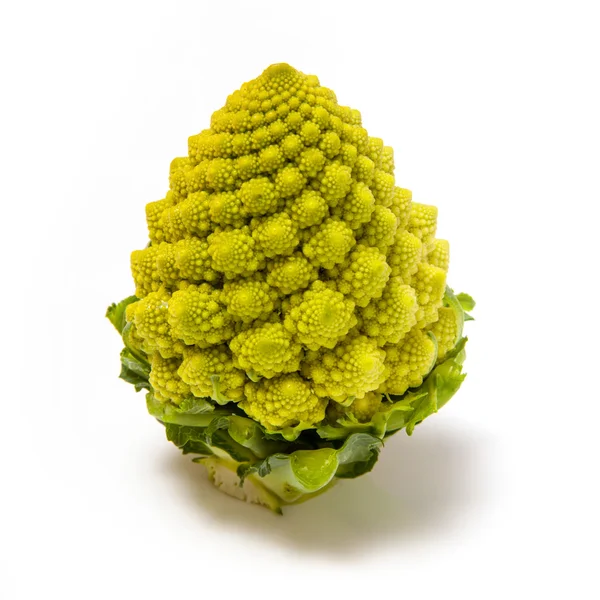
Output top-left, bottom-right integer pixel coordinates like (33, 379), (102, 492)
(120, 348), (150, 377)
(227, 415), (287, 458)
(464, 313), (475, 321)
(147, 393), (220, 427)
(431, 350), (467, 410)
(119, 362), (150, 392)
(165, 423), (213, 456)
(456, 292), (476, 312)
(335, 433), (382, 478)
(403, 380), (439, 436)
(264, 421), (319, 442)
(121, 322), (150, 367)
(106, 296), (138, 334)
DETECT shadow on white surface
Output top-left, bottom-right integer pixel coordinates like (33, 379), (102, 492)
(160, 422), (488, 555)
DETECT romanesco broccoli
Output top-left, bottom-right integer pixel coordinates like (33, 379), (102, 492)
(108, 63), (474, 513)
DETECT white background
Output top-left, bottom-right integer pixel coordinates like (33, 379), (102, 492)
(2, 1), (599, 598)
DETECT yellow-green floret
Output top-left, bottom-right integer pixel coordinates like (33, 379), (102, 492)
(173, 237), (220, 284)
(155, 242), (180, 288)
(286, 190), (329, 228)
(427, 307), (460, 361)
(251, 212), (299, 258)
(168, 283), (235, 347)
(121, 63), (465, 439)
(379, 328), (437, 396)
(390, 187), (412, 230)
(356, 205), (398, 252)
(146, 197), (173, 244)
(207, 227), (263, 278)
(179, 191), (212, 238)
(408, 203), (438, 244)
(149, 353), (191, 404)
(303, 335), (387, 403)
(302, 218), (356, 268)
(230, 321), (302, 379)
(284, 281), (357, 350)
(387, 230), (422, 282)
(162, 202), (188, 242)
(359, 277), (418, 346)
(334, 245), (391, 307)
(265, 253), (318, 294)
(241, 373), (326, 430)
(127, 289), (182, 358)
(131, 245), (160, 298)
(318, 163), (353, 205)
(238, 177), (280, 216)
(331, 182), (375, 229)
(209, 191), (247, 227)
(221, 276), (279, 322)
(411, 262), (447, 327)
(178, 345), (246, 403)
(348, 392), (384, 422)
(426, 239), (450, 272)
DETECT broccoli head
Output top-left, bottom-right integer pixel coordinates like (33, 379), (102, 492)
(108, 63), (473, 512)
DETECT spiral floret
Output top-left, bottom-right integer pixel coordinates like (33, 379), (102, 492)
(387, 230), (422, 282)
(379, 328), (437, 395)
(334, 245), (391, 307)
(426, 239), (450, 272)
(408, 202), (438, 244)
(178, 345), (246, 402)
(207, 227), (262, 277)
(238, 177), (280, 216)
(173, 237), (220, 284)
(230, 322), (302, 379)
(251, 212), (299, 258)
(127, 289), (182, 358)
(357, 205), (398, 252)
(411, 262), (447, 327)
(348, 392), (384, 422)
(359, 277), (418, 346)
(265, 253), (318, 294)
(303, 335), (387, 403)
(149, 353), (191, 405)
(130, 245), (160, 298)
(222, 276), (279, 322)
(331, 182), (375, 230)
(283, 281), (357, 351)
(168, 284), (235, 347)
(302, 219), (356, 268)
(241, 373), (326, 430)
(286, 190), (329, 229)
(427, 307), (460, 361)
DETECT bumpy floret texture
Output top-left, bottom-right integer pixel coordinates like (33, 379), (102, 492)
(303, 335), (387, 403)
(230, 322), (302, 379)
(221, 276), (279, 322)
(126, 63), (456, 432)
(358, 277), (418, 346)
(379, 328), (437, 396)
(426, 306), (460, 361)
(284, 281), (357, 351)
(332, 245), (391, 307)
(150, 353), (191, 404)
(349, 392), (384, 422)
(178, 345), (246, 402)
(241, 374), (327, 430)
(168, 284), (235, 347)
